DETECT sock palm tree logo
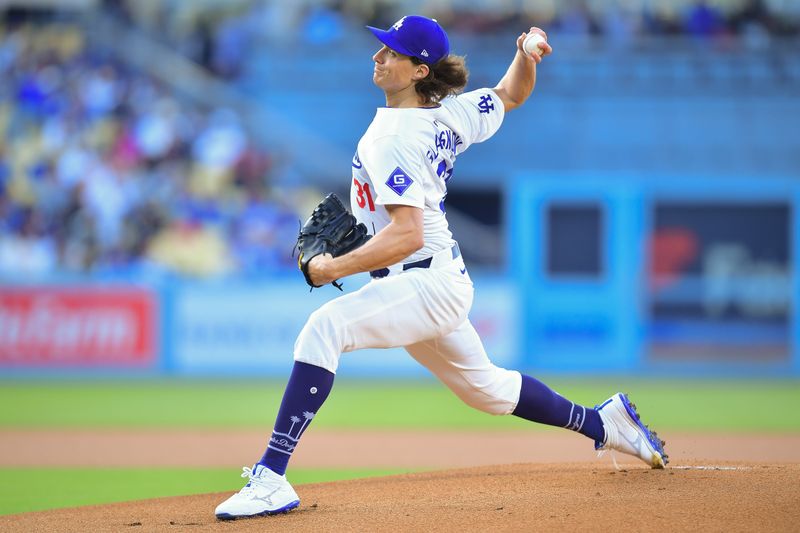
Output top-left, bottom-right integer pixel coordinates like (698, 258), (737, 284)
(280, 411), (315, 440)
(298, 411), (315, 436)
(288, 416), (301, 436)
(268, 411), (318, 455)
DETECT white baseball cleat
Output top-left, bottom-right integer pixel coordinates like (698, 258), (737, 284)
(595, 393), (668, 469)
(215, 464), (300, 520)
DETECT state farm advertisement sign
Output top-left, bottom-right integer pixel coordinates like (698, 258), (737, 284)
(0, 288), (157, 366)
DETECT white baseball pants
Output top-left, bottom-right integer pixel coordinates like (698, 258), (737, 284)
(293, 252), (522, 415)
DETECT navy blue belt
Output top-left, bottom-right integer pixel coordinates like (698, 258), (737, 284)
(370, 243), (461, 279)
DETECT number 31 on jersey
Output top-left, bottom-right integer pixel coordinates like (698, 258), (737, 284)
(353, 178), (376, 211)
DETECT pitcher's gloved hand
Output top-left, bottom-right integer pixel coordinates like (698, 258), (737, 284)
(295, 193), (371, 289)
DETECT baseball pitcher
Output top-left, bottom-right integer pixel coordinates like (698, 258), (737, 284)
(216, 15), (668, 520)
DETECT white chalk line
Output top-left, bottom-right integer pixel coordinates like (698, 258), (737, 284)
(670, 465), (752, 471)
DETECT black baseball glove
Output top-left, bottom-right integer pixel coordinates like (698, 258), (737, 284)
(295, 193), (371, 289)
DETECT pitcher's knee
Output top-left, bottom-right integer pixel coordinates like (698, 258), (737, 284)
(457, 368), (522, 416)
(293, 305), (346, 374)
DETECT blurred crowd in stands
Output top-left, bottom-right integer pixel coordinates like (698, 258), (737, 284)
(1, 0), (798, 278)
(0, 20), (300, 278)
(109, 0), (800, 76)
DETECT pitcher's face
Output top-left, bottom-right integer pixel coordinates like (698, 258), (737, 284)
(372, 45), (419, 94)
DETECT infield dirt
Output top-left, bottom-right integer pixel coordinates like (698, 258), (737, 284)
(1, 462), (798, 532)
(1, 431), (798, 532)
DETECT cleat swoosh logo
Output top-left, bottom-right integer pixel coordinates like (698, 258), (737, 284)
(621, 432), (644, 452)
(622, 430), (663, 463)
(248, 487), (280, 504)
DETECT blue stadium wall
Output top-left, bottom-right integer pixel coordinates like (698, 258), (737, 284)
(510, 174), (800, 377)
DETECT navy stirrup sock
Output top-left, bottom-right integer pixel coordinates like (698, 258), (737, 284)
(512, 374), (605, 442)
(259, 361), (334, 475)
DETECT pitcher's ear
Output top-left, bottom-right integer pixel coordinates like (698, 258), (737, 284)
(414, 63), (430, 81)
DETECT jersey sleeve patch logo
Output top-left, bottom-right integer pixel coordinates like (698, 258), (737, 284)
(386, 167), (414, 196)
(478, 94), (495, 114)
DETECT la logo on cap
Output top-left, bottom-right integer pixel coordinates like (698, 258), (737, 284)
(367, 15), (450, 65)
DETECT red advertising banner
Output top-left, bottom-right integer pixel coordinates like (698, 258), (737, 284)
(0, 287), (157, 366)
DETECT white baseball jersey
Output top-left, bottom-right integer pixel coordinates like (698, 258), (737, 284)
(350, 88), (505, 263)
(295, 86), (521, 417)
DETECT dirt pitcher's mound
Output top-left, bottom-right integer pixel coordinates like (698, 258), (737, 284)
(2, 462), (798, 533)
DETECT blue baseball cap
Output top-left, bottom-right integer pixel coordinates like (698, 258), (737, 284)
(367, 15), (450, 65)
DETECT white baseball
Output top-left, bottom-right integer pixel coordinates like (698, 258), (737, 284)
(523, 32), (546, 56)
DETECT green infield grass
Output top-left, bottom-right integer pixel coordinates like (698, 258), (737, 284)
(0, 467), (412, 516)
(1, 378), (799, 431)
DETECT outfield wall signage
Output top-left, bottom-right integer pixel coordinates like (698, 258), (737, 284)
(172, 276), (517, 375)
(0, 287), (157, 366)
